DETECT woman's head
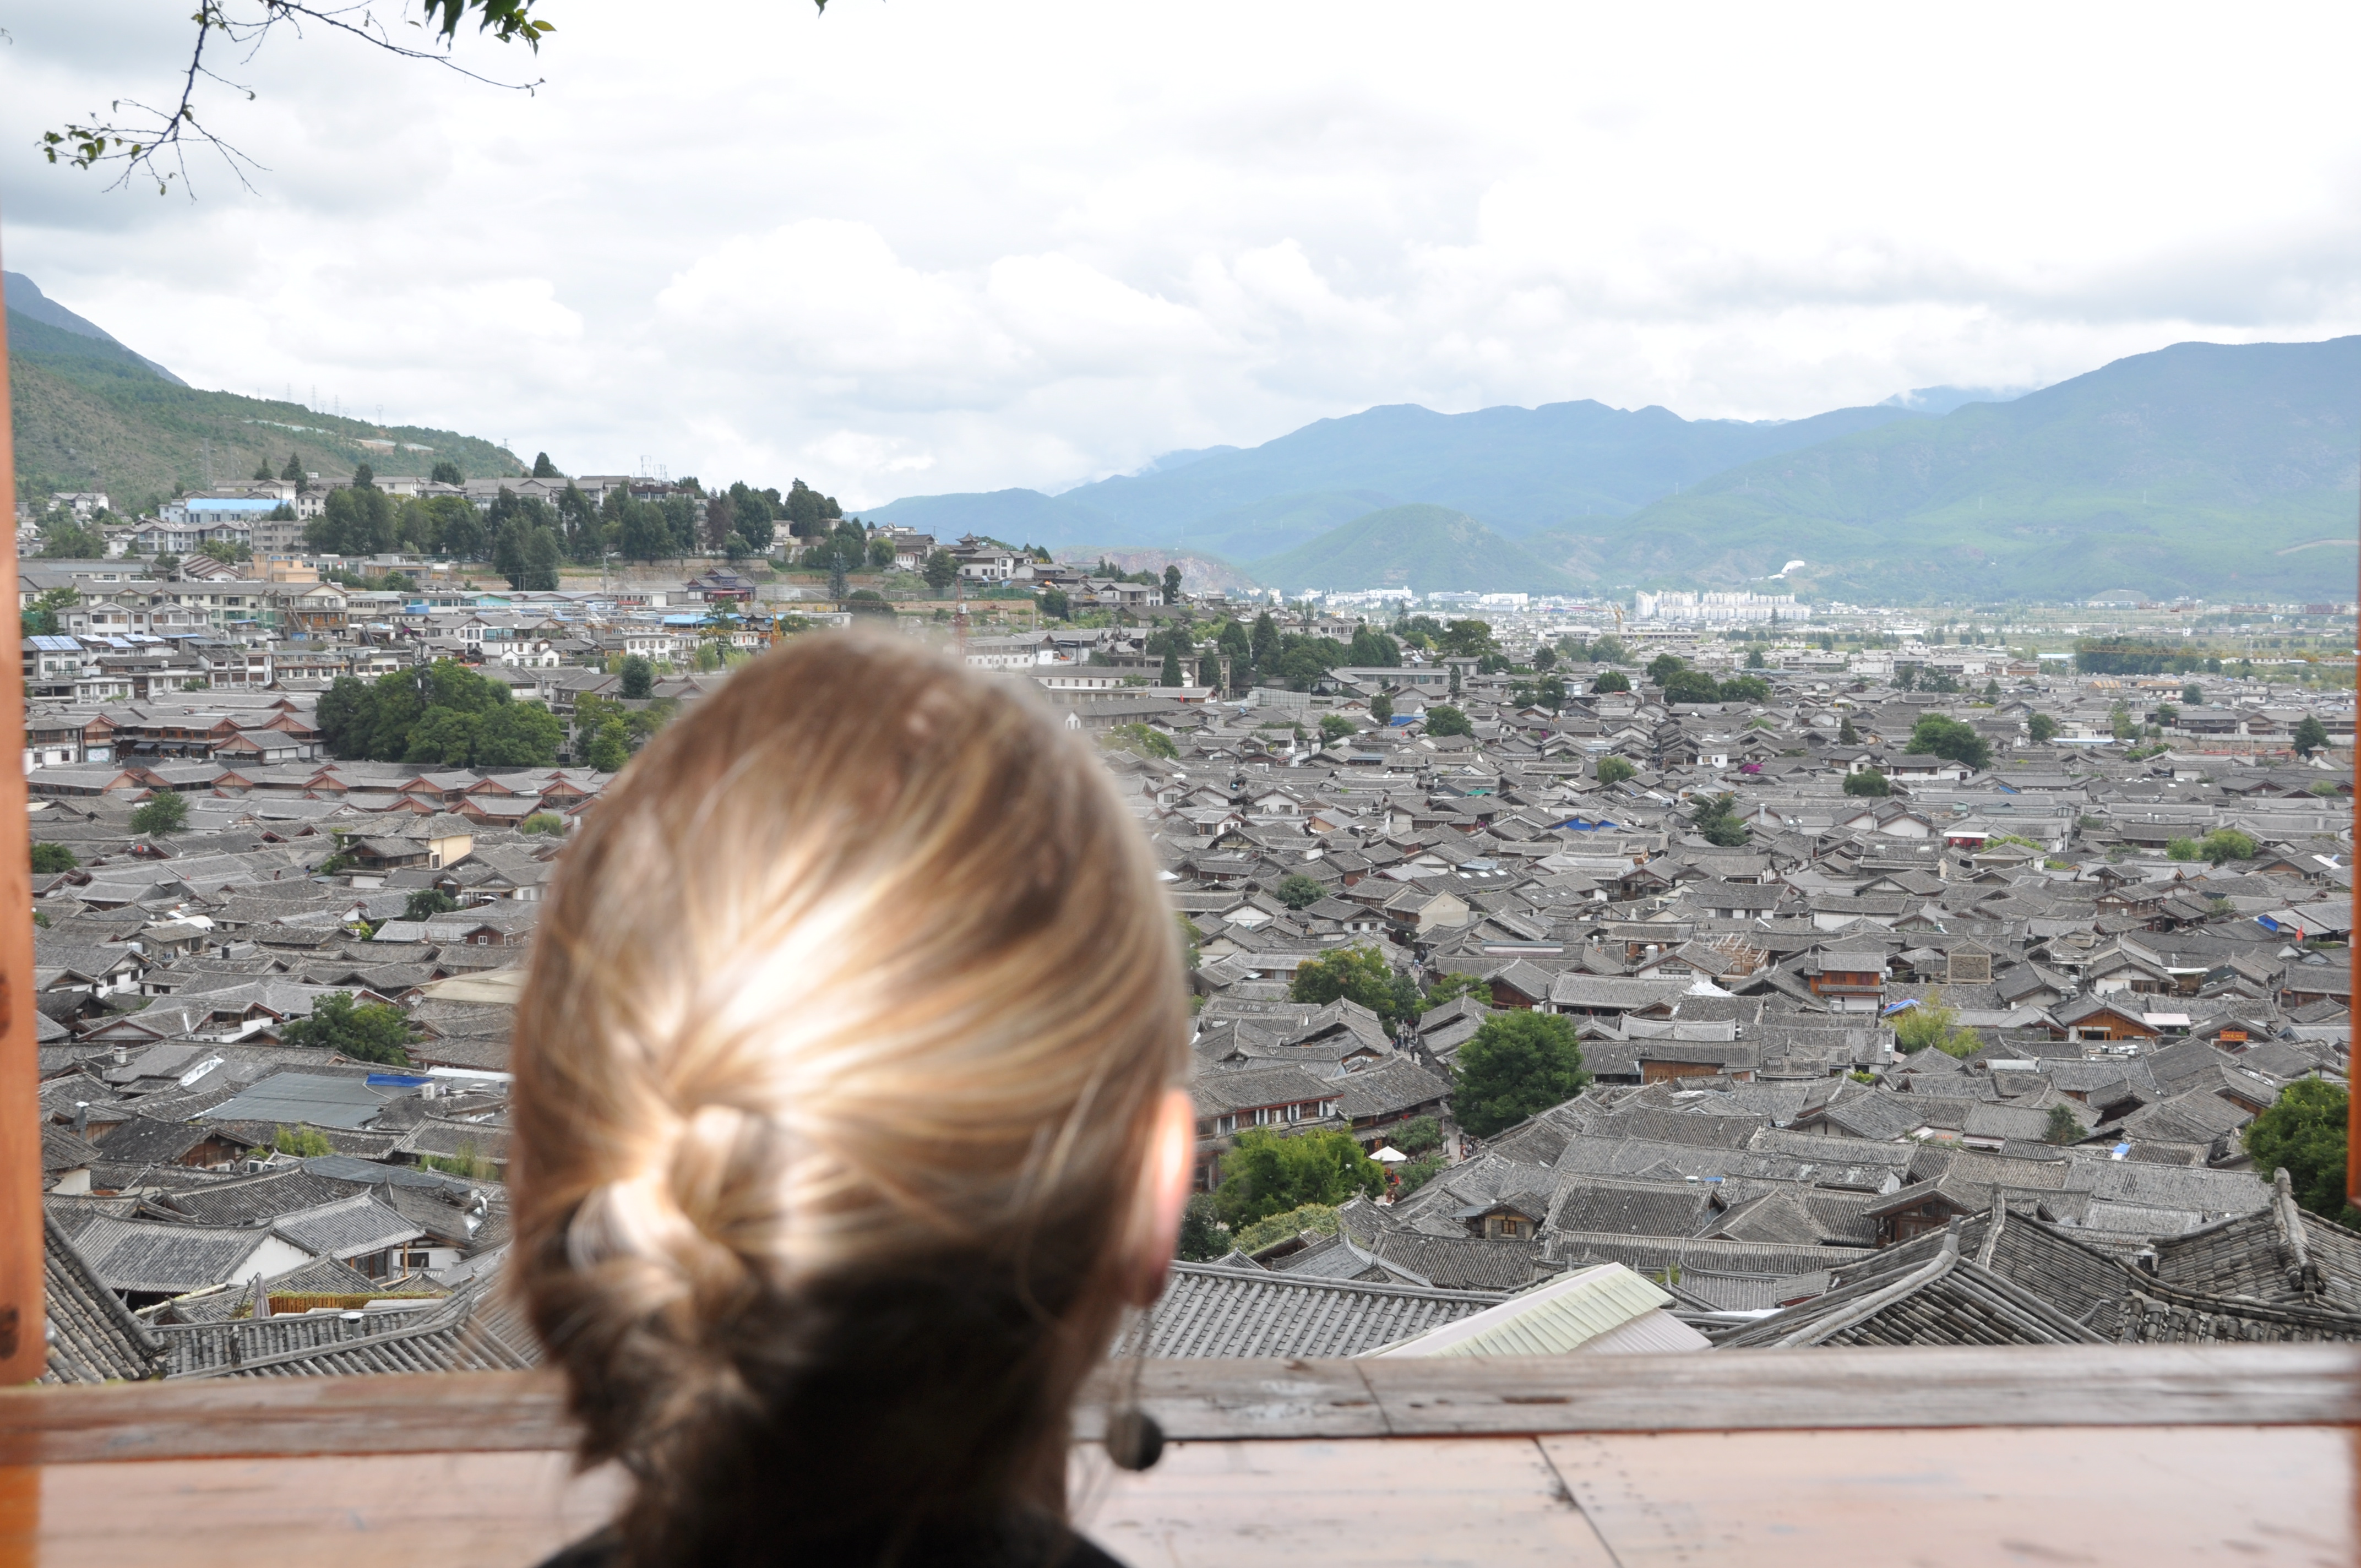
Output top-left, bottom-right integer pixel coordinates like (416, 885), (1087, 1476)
(511, 632), (1193, 1561)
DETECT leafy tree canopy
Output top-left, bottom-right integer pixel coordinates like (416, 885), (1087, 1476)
(1275, 874), (1327, 910)
(281, 992), (414, 1066)
(2245, 1079), (2361, 1227)
(1843, 769), (1891, 797)
(1211, 1131), (1384, 1231)
(1592, 669), (1631, 694)
(1290, 943), (1418, 1028)
(1451, 1011), (1589, 1137)
(30, 842), (78, 874)
(314, 660), (562, 768)
(1907, 714), (1993, 771)
(129, 791), (189, 836)
(1424, 704), (1474, 738)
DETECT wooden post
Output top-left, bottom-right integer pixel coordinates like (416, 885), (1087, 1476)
(0, 243), (43, 1381)
(2351, 479), (2359, 1210)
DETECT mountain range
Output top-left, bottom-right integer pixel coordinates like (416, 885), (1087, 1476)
(872, 337), (2361, 601)
(6, 273), (520, 513)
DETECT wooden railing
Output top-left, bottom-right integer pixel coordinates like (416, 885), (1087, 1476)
(0, 1346), (2354, 1565)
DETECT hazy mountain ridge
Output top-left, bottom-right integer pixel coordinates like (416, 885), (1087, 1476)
(1245, 503), (1575, 594)
(867, 398), (1932, 551)
(1533, 336), (2361, 601)
(873, 335), (2358, 600)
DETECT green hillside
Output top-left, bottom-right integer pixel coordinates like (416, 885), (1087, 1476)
(9, 307), (524, 514)
(869, 400), (1925, 549)
(1247, 503), (1577, 594)
(1525, 336), (2361, 601)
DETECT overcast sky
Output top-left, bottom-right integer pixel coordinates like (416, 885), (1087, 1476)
(6, 1), (2359, 505)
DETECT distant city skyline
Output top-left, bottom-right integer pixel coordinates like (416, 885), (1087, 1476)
(6, 1), (2358, 508)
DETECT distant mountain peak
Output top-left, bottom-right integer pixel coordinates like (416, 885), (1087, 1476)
(4, 271), (186, 386)
(1879, 384), (2036, 416)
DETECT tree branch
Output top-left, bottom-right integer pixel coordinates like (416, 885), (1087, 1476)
(36, 1), (553, 197)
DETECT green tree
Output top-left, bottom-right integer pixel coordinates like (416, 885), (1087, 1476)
(1162, 564), (1184, 605)
(1907, 714), (1993, 771)
(1211, 1129), (1385, 1231)
(1395, 1153), (1446, 1195)
(585, 715), (631, 772)
(1893, 989), (1982, 1057)
(1838, 715), (1860, 744)
(1744, 647), (1767, 669)
(1249, 611), (1281, 677)
(1595, 755), (1635, 787)
(1176, 1193), (1228, 1261)
(1369, 691), (1394, 726)
(2198, 827), (2258, 865)
(274, 1125), (334, 1157)
(129, 791), (189, 835)
(1688, 791), (1750, 847)
(473, 702), (565, 767)
(1592, 669), (1631, 694)
(922, 549), (959, 596)
(1101, 722), (1178, 761)
(1419, 973), (1487, 1011)
(20, 586), (78, 638)
(403, 888), (460, 922)
(30, 842), (78, 874)
(1843, 769), (1891, 797)
(1424, 704), (1473, 738)
(521, 811), (567, 835)
(2043, 1104), (2085, 1146)
(1038, 587), (1070, 620)
(431, 459), (464, 484)
(532, 451), (560, 478)
(1290, 944), (1418, 1028)
(2292, 716), (2329, 758)
(1160, 645), (1185, 687)
(2028, 712), (2060, 743)
(1646, 652), (1688, 687)
(1663, 668), (1721, 704)
(2245, 1080), (2361, 1226)
(1451, 1011), (1589, 1137)
(281, 992), (414, 1065)
(1275, 874), (1326, 910)
(1318, 714), (1356, 747)
(619, 656), (655, 699)
(2167, 837), (2200, 862)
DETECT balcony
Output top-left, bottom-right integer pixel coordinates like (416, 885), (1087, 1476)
(1, 1345), (2352, 1565)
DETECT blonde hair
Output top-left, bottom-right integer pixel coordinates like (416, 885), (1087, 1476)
(511, 632), (1189, 1563)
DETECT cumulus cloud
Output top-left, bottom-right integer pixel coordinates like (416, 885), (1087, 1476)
(5, 0), (2358, 507)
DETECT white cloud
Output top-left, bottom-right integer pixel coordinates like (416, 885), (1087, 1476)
(6, 0), (2359, 508)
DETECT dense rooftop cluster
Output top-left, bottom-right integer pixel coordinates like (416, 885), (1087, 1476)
(25, 595), (2358, 1381)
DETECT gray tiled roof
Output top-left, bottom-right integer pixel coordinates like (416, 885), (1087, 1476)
(1118, 1262), (1504, 1358)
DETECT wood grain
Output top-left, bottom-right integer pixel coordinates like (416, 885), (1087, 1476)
(1, 1452), (621, 1568)
(1076, 1438), (1616, 1568)
(1543, 1425), (2355, 1567)
(6, 1344), (2359, 1465)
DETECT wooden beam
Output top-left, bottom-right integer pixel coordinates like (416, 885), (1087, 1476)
(0, 233), (42, 1385)
(3, 1345), (2358, 1464)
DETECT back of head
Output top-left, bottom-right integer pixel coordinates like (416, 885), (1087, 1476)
(512, 632), (1188, 1564)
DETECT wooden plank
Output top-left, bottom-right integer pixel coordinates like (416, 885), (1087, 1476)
(10, 1430), (2342, 1568)
(1079, 1358), (1386, 1442)
(3, 1343), (2358, 1464)
(0, 232), (44, 1386)
(0, 1452), (621, 1568)
(1075, 1437), (1615, 1568)
(0, 1372), (578, 1465)
(1542, 1425), (2354, 1567)
(1354, 1343), (2361, 1435)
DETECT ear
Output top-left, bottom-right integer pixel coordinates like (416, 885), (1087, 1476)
(1126, 1088), (1197, 1306)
